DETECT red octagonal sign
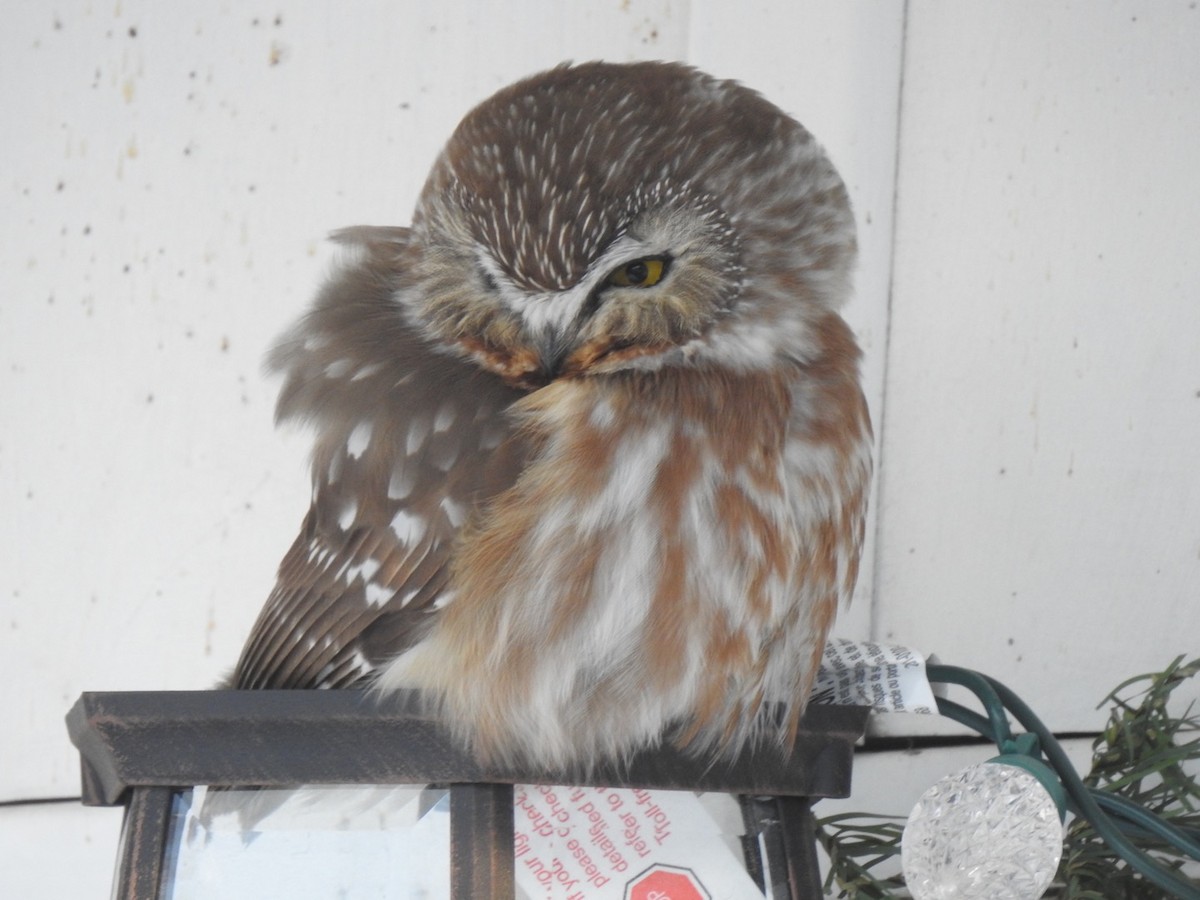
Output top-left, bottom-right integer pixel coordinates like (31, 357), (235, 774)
(625, 863), (711, 900)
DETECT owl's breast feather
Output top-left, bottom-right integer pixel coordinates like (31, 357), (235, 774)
(375, 317), (870, 770)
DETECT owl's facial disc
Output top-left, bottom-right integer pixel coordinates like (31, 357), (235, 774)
(549, 206), (742, 378)
(459, 248), (681, 385)
(490, 205), (738, 382)
(406, 197), (742, 389)
(530, 252), (678, 378)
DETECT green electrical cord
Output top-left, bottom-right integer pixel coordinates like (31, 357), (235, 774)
(923, 665), (1014, 746)
(1091, 791), (1200, 860)
(925, 664), (1200, 900)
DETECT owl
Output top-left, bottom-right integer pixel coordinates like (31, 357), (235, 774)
(232, 61), (872, 771)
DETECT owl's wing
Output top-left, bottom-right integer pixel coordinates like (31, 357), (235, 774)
(233, 228), (528, 690)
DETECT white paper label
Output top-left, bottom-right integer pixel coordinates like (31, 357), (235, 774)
(812, 639), (937, 714)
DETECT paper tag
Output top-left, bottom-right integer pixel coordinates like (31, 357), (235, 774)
(512, 784), (762, 899)
(812, 639), (937, 714)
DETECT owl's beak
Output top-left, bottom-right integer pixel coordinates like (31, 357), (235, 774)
(514, 284), (598, 384)
(534, 330), (572, 381)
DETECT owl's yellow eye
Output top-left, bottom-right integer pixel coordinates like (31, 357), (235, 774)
(607, 256), (668, 288)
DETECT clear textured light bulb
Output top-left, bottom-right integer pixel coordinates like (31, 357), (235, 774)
(902, 758), (1065, 900)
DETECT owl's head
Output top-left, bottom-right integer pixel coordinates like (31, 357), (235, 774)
(404, 61), (856, 389)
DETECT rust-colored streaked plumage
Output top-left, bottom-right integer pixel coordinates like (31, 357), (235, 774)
(233, 61), (872, 769)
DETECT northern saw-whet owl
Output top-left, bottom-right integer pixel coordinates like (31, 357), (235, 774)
(233, 61), (872, 771)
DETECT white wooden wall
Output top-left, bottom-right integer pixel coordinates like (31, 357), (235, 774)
(2, 2), (1197, 896)
(876, 1), (1200, 738)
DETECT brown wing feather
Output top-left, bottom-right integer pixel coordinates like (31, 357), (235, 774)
(233, 228), (527, 690)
